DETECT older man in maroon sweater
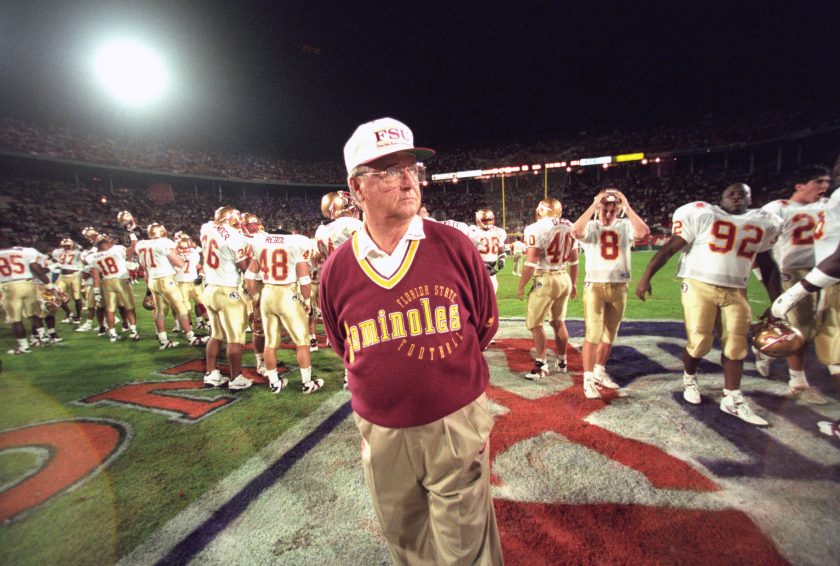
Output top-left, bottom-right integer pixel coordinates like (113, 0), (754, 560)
(320, 118), (503, 565)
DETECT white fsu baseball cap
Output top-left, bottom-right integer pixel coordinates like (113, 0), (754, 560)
(343, 117), (435, 174)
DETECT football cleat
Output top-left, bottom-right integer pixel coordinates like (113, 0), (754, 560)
(594, 371), (620, 389)
(683, 375), (701, 405)
(269, 377), (289, 394)
(75, 321), (93, 332)
(228, 375), (253, 391)
(130, 332), (141, 342)
(556, 360), (568, 374)
(786, 386), (829, 405)
(525, 360), (549, 380)
(97, 328), (108, 337)
(309, 338), (319, 352)
(109, 334), (121, 343)
(301, 378), (325, 395)
(6, 347), (32, 355)
(720, 392), (768, 426)
(159, 340), (179, 350)
(62, 316), (74, 324)
(256, 361), (268, 377)
(189, 336), (209, 347)
(817, 420), (840, 440)
(203, 370), (229, 388)
(47, 335), (64, 344)
(583, 376), (601, 399)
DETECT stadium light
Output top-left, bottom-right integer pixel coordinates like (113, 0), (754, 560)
(93, 39), (168, 107)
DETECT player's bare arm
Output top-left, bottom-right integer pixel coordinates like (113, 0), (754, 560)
(635, 235), (687, 301)
(571, 193), (604, 239)
(568, 247), (579, 299)
(517, 247), (540, 300)
(244, 258), (260, 297)
(754, 250), (782, 301)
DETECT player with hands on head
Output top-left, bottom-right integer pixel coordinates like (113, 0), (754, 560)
(518, 197), (578, 380)
(572, 188), (649, 398)
(636, 183), (783, 426)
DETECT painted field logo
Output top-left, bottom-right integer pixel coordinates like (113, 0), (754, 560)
(75, 360), (286, 423)
(0, 418), (130, 523)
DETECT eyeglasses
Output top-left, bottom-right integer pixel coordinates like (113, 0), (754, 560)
(356, 164), (426, 184)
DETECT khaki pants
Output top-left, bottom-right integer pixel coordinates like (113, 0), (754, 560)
(815, 284), (840, 366)
(583, 282), (628, 344)
(353, 394), (503, 566)
(680, 278), (751, 360)
(782, 268), (818, 341)
(525, 271), (571, 330)
(202, 285), (247, 345)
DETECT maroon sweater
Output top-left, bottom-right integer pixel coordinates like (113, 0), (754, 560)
(320, 219), (498, 428)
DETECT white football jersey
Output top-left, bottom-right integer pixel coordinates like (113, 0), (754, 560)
(250, 232), (311, 285)
(175, 248), (201, 283)
(579, 219), (633, 283)
(200, 222), (251, 287)
(440, 219), (470, 235)
(135, 238), (178, 279)
(86, 245), (129, 280)
(523, 216), (576, 271)
(760, 198), (827, 269)
(468, 225), (507, 263)
(51, 248), (83, 272)
(314, 216), (363, 258)
(0, 247), (40, 283)
(814, 188), (840, 264)
(673, 202), (782, 288)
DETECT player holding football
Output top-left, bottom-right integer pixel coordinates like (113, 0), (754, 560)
(518, 198), (578, 380)
(469, 209), (507, 293)
(572, 189), (649, 398)
(636, 183), (782, 426)
(772, 158), (840, 439)
(758, 165), (832, 403)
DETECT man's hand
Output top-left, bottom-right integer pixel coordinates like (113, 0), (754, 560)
(771, 281), (810, 318)
(497, 257), (505, 272)
(570, 284), (577, 300)
(636, 278), (652, 301)
(517, 287), (525, 300)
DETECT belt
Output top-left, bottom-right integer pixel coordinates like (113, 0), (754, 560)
(534, 269), (563, 276)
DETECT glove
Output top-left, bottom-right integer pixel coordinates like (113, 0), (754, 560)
(771, 282), (810, 318)
(497, 257), (506, 272)
(485, 262), (498, 276)
(193, 275), (203, 285)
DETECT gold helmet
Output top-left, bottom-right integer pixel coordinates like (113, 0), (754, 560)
(81, 226), (99, 243)
(214, 206), (242, 228)
(95, 233), (112, 247)
(751, 317), (805, 358)
(147, 223), (167, 239)
(41, 287), (68, 313)
(60, 238), (75, 250)
(240, 213), (264, 236)
(117, 210), (136, 227)
(536, 198), (563, 219)
(320, 191), (357, 220)
(176, 237), (192, 253)
(476, 209), (495, 230)
(142, 293), (156, 311)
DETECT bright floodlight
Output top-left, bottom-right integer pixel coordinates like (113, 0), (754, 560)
(94, 39), (168, 107)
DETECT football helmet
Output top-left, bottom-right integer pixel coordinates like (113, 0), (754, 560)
(95, 234), (112, 247)
(60, 238), (75, 250)
(751, 316), (805, 358)
(214, 206), (242, 228)
(176, 237), (192, 253)
(321, 191), (357, 220)
(117, 211), (136, 228)
(476, 209), (495, 230)
(536, 198), (563, 219)
(142, 293), (155, 311)
(147, 223), (168, 239)
(81, 226), (99, 244)
(41, 287), (68, 312)
(240, 213), (264, 236)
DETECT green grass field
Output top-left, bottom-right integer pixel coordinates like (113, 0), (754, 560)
(0, 251), (775, 564)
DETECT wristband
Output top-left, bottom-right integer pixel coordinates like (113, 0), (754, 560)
(567, 260), (579, 266)
(770, 282), (810, 318)
(804, 268), (840, 289)
(298, 275), (312, 285)
(243, 270), (258, 280)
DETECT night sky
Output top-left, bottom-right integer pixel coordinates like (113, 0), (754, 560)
(1, 1), (838, 160)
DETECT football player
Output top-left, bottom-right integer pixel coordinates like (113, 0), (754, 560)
(52, 238), (84, 323)
(469, 208), (507, 293)
(572, 189), (650, 398)
(173, 234), (208, 332)
(75, 227), (105, 333)
(772, 160), (840, 439)
(30, 244), (63, 345)
(245, 220), (323, 394)
(130, 223), (206, 348)
(757, 165), (832, 403)
(517, 198), (578, 379)
(314, 191), (363, 387)
(200, 206), (253, 390)
(85, 235), (139, 342)
(510, 236), (527, 276)
(0, 238), (52, 354)
(636, 183), (782, 426)
(240, 213), (268, 375)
